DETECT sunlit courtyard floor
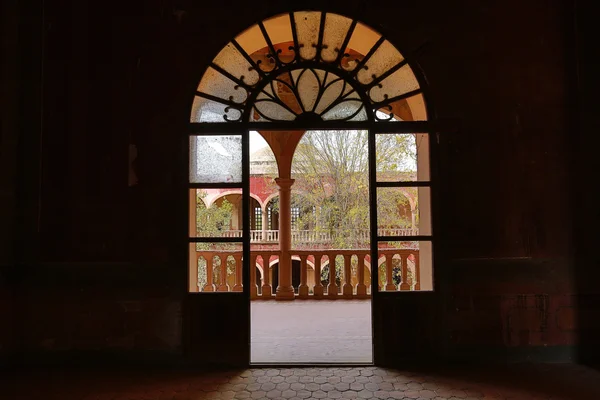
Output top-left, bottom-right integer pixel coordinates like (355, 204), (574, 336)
(251, 299), (372, 364)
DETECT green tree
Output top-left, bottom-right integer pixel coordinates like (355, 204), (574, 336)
(195, 191), (234, 236)
(291, 130), (416, 249)
(194, 190), (237, 289)
(289, 130), (417, 284)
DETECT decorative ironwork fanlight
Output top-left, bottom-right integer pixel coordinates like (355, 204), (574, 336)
(191, 12), (427, 124)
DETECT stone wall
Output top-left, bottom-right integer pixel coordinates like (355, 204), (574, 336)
(1, 0), (598, 366)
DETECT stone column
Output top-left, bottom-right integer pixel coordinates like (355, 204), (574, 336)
(261, 205), (268, 241)
(275, 178), (295, 300)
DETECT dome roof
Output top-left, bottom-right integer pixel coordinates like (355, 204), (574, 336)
(250, 147), (276, 163)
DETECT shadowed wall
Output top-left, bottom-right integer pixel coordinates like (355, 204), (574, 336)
(1, 0), (598, 366)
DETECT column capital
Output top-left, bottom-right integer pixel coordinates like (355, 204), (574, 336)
(274, 178), (295, 189)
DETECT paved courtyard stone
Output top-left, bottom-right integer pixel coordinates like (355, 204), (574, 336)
(3, 364), (600, 399)
(251, 300), (372, 363)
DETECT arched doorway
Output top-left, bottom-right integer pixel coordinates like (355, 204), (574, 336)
(187, 11), (436, 366)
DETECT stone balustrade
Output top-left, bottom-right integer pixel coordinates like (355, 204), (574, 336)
(197, 229), (418, 243)
(191, 248), (421, 297)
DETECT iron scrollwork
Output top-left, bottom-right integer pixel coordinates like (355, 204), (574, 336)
(193, 11), (423, 123)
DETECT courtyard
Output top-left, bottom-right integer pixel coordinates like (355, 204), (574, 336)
(251, 300), (372, 364)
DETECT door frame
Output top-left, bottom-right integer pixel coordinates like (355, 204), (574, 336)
(186, 121), (440, 366)
(184, 10), (444, 367)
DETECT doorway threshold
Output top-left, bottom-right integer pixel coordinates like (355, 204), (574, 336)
(250, 362), (374, 368)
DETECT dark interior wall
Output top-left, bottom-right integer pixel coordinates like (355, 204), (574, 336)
(1, 0), (597, 365)
(1, 0), (20, 365)
(573, 0), (600, 365)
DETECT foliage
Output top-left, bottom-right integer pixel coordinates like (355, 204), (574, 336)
(196, 190), (234, 236)
(194, 190), (237, 289)
(290, 130), (417, 250)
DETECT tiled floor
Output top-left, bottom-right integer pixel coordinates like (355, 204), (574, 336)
(251, 300), (372, 364)
(3, 364), (600, 399)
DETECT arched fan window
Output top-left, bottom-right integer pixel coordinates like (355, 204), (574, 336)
(190, 12), (428, 125)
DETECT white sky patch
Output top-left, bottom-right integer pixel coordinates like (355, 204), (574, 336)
(250, 131), (268, 154)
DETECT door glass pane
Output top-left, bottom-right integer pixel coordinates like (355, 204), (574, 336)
(321, 13), (353, 62)
(375, 93), (427, 122)
(369, 64), (420, 103)
(212, 42), (260, 86)
(235, 24), (271, 70)
(377, 187), (431, 236)
(196, 66), (248, 104)
(291, 129), (370, 248)
(376, 133), (429, 181)
(262, 14), (294, 49)
(190, 96), (243, 123)
(321, 94), (366, 121)
(293, 11), (321, 60)
(189, 189), (244, 237)
(342, 22), (381, 71)
(189, 136), (242, 183)
(377, 241), (433, 291)
(189, 242), (243, 293)
(356, 40), (404, 85)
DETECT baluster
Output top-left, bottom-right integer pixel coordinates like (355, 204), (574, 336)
(204, 252), (215, 292)
(356, 253), (367, 297)
(250, 253), (258, 298)
(218, 254), (229, 291)
(414, 251), (420, 291)
(261, 253), (272, 298)
(298, 255), (309, 298)
(342, 254), (353, 298)
(400, 253), (410, 291)
(313, 253), (324, 298)
(385, 252), (396, 291)
(377, 251), (383, 292)
(233, 253), (243, 292)
(327, 252), (338, 298)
